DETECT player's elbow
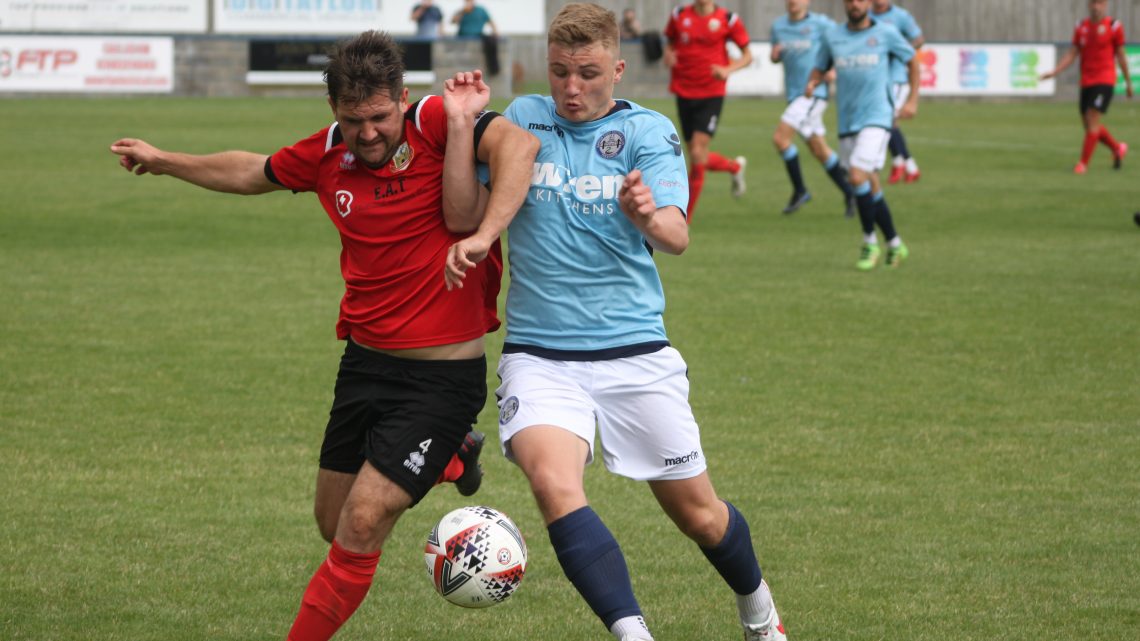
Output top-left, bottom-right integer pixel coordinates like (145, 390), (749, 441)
(514, 130), (540, 163)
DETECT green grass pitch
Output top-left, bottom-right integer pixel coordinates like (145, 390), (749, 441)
(1, 94), (1138, 641)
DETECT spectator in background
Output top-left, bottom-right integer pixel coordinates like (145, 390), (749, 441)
(411, 0), (444, 39)
(620, 8), (642, 40)
(453, 0), (497, 38)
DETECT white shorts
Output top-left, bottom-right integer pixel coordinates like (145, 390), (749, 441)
(839, 127), (892, 173)
(495, 348), (706, 481)
(891, 83), (911, 118)
(780, 96), (828, 139)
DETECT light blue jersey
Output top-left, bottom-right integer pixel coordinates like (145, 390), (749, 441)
(498, 95), (689, 352)
(816, 20), (915, 136)
(871, 4), (922, 84)
(771, 12), (836, 101)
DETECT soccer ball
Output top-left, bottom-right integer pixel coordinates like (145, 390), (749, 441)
(424, 505), (527, 608)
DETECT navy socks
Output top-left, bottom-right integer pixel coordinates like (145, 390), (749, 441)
(548, 506), (643, 629)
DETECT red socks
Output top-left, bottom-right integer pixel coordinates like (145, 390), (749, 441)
(286, 541), (380, 641)
(1083, 126), (1122, 164)
(1098, 126), (1120, 152)
(706, 152), (740, 173)
(1081, 130), (1099, 165)
(687, 153), (740, 218)
(436, 454), (464, 485)
(687, 163), (706, 220)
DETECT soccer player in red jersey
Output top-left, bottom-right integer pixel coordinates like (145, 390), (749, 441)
(110, 31), (538, 641)
(1040, 0), (1133, 174)
(664, 0), (753, 218)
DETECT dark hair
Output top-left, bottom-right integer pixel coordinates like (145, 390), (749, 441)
(324, 30), (405, 105)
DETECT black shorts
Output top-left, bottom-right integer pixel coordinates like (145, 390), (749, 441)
(675, 96), (725, 141)
(319, 339), (487, 506)
(1080, 85), (1114, 115)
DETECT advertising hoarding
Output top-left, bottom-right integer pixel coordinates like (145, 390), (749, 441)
(0, 1), (206, 33)
(728, 43), (1058, 97)
(214, 0), (543, 36)
(0, 36), (174, 93)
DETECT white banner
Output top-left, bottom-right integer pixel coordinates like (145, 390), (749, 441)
(0, 1), (206, 33)
(0, 36), (174, 93)
(726, 43), (783, 96)
(917, 44), (1056, 96)
(727, 42), (1057, 97)
(214, 0), (544, 35)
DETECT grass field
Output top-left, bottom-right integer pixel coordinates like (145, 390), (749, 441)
(2, 94), (1138, 641)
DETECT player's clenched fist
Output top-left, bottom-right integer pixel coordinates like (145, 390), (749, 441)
(618, 169), (657, 223)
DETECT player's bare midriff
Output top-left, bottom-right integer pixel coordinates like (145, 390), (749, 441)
(351, 336), (485, 360)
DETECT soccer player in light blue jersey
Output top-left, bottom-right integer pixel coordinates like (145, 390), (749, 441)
(444, 4), (789, 641)
(871, 0), (924, 184)
(807, 0), (918, 270)
(770, 0), (854, 216)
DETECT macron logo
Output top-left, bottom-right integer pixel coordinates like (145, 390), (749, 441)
(664, 451), (701, 466)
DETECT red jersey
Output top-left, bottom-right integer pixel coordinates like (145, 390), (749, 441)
(664, 4), (751, 99)
(268, 96), (502, 349)
(1073, 16), (1125, 87)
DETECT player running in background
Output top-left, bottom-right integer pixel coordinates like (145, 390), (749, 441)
(807, 0), (918, 271)
(445, 5), (788, 641)
(870, 0), (924, 184)
(770, 0), (854, 216)
(111, 31), (538, 641)
(664, 0), (753, 218)
(1040, 0), (1133, 174)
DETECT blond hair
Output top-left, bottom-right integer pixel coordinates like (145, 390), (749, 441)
(547, 3), (619, 53)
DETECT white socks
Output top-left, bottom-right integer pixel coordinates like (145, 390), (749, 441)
(610, 615), (652, 641)
(736, 579), (775, 627)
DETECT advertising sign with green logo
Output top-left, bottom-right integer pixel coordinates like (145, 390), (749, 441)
(1117, 44), (1140, 94)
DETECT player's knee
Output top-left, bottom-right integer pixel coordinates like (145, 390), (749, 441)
(524, 469), (585, 521)
(674, 505), (725, 547)
(337, 503), (386, 548)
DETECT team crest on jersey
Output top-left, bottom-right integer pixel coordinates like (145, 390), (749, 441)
(867, 36), (879, 47)
(390, 142), (413, 172)
(339, 151), (356, 171)
(708, 18), (721, 32)
(335, 190), (353, 217)
(1097, 24), (1106, 35)
(499, 396), (519, 425)
(595, 130), (626, 159)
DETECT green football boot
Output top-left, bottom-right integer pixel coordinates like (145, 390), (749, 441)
(886, 242), (909, 268)
(856, 243), (881, 271)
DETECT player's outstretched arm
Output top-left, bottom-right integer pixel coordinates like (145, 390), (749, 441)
(804, 68), (825, 98)
(712, 44), (752, 81)
(662, 42), (677, 69)
(619, 169), (688, 255)
(442, 69), (491, 232)
(444, 117), (538, 291)
(1116, 46), (1134, 98)
(1040, 46), (1078, 80)
(898, 56), (920, 120)
(110, 138), (281, 195)
(770, 43), (783, 64)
